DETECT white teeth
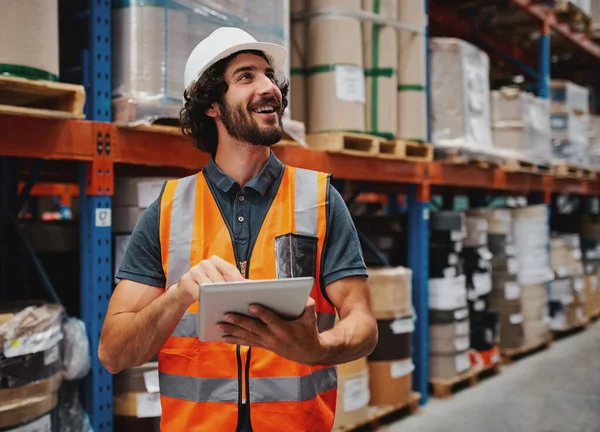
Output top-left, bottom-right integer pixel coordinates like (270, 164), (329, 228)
(256, 107), (275, 113)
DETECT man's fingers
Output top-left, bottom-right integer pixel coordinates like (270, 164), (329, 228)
(198, 260), (226, 283)
(249, 304), (279, 326)
(209, 255), (245, 281)
(222, 313), (266, 334)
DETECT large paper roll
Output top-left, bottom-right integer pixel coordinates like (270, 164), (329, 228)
(0, 0), (59, 79)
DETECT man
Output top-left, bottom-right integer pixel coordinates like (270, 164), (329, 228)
(99, 27), (378, 431)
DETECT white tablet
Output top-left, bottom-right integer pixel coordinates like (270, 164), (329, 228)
(198, 277), (314, 342)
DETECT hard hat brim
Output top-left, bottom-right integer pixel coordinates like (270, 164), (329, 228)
(185, 41), (288, 92)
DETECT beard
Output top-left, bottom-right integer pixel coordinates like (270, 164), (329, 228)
(218, 97), (283, 147)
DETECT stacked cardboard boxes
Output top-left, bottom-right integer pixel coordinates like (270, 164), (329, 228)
(549, 80), (590, 166)
(549, 234), (587, 330)
(581, 215), (600, 315)
(429, 211), (471, 379)
(0, 304), (63, 431)
(491, 87), (552, 164)
(366, 267), (414, 406)
(114, 362), (161, 432)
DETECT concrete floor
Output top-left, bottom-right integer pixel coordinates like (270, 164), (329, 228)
(386, 321), (600, 432)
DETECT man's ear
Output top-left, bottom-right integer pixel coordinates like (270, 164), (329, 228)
(205, 103), (219, 118)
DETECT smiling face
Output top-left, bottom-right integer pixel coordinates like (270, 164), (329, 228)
(213, 52), (284, 147)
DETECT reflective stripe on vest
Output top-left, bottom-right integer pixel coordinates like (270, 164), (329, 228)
(159, 366), (337, 403)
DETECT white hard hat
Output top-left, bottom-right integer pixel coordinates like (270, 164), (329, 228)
(183, 27), (287, 94)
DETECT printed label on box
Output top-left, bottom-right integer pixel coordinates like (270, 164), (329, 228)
(509, 313), (524, 325)
(591, 276), (598, 292)
(454, 353), (470, 373)
(475, 300), (485, 311)
(455, 242), (463, 253)
(136, 393), (162, 418)
(444, 267), (457, 279)
(448, 253), (458, 265)
(455, 321), (469, 335)
(577, 307), (584, 322)
(504, 282), (521, 300)
(451, 230), (463, 241)
(343, 374), (370, 412)
(390, 359), (415, 378)
(390, 318), (414, 335)
(335, 65), (366, 103)
(574, 278), (584, 291)
(454, 336), (470, 351)
(454, 308), (469, 320)
(505, 244), (516, 256)
(44, 345), (60, 366)
(95, 208), (112, 228)
(9, 414), (52, 432)
(572, 249), (582, 260)
(143, 369), (160, 393)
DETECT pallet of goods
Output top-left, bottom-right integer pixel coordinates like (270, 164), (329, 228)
(291, 0), (431, 159)
(0, 0), (85, 119)
(113, 0), (288, 127)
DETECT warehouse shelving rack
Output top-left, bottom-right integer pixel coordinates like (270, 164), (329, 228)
(1, 1), (600, 431)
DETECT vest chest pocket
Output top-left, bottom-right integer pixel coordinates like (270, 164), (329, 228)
(274, 233), (317, 279)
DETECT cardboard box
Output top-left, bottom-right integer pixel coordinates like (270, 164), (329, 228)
(429, 351), (470, 379)
(368, 359), (413, 406)
(521, 285), (549, 322)
(523, 320), (550, 346)
(333, 359), (370, 430)
(368, 267), (412, 318)
(429, 320), (470, 340)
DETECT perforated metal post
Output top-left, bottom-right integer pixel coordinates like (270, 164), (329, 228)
(80, 1), (113, 429)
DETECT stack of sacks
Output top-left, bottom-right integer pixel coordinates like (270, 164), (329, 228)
(491, 87), (552, 164)
(429, 38), (493, 154)
(113, 0), (288, 126)
(113, 362), (161, 432)
(363, 0), (398, 139)
(461, 212), (498, 362)
(428, 211), (471, 379)
(304, 0), (366, 133)
(0, 304), (63, 431)
(366, 267), (414, 406)
(397, 0), (427, 143)
(549, 234), (586, 330)
(113, 177), (174, 282)
(333, 357), (370, 429)
(549, 80), (590, 166)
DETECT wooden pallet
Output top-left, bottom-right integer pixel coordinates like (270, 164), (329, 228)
(552, 317), (591, 340)
(589, 308), (600, 322)
(379, 140), (433, 162)
(435, 147), (503, 169)
(429, 363), (501, 399)
(501, 338), (552, 364)
(500, 159), (553, 175)
(552, 163), (596, 180)
(0, 75), (85, 119)
(306, 132), (380, 157)
(333, 393), (421, 432)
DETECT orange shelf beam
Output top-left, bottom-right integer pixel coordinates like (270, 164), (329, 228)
(1, 115), (600, 196)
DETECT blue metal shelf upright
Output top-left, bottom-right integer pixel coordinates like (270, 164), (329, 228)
(61, 0), (114, 430)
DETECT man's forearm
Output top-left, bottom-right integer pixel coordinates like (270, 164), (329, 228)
(99, 287), (190, 374)
(316, 306), (378, 366)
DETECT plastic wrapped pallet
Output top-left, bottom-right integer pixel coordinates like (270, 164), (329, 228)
(550, 80), (590, 166)
(430, 38), (493, 153)
(0, 0), (59, 80)
(0, 304), (64, 431)
(491, 87), (552, 164)
(397, 0), (427, 143)
(363, 0), (398, 138)
(112, 0), (290, 126)
(304, 0), (366, 133)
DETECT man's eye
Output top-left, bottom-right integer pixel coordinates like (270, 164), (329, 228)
(239, 73), (251, 81)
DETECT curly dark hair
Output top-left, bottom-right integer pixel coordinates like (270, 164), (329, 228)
(180, 49), (289, 156)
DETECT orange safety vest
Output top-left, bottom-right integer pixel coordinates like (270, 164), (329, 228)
(157, 165), (338, 431)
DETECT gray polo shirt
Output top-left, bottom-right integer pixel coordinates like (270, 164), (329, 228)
(116, 152), (368, 291)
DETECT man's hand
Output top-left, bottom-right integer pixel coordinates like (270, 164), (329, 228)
(173, 255), (245, 305)
(217, 297), (328, 366)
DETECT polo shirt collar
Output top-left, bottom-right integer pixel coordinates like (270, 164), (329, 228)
(203, 151), (284, 196)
